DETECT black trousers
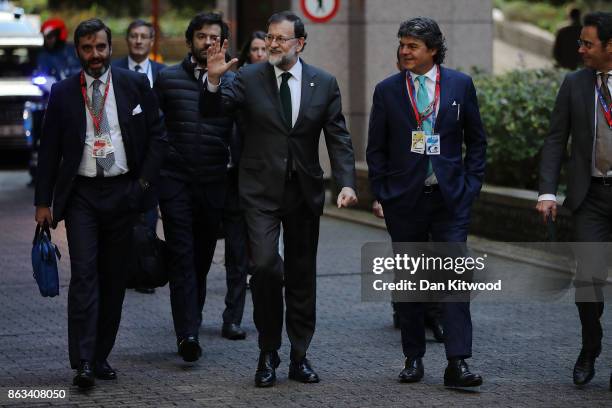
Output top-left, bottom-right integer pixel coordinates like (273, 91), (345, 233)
(244, 177), (319, 362)
(159, 176), (224, 340)
(222, 168), (249, 325)
(572, 182), (611, 354)
(383, 189), (473, 360)
(64, 175), (136, 369)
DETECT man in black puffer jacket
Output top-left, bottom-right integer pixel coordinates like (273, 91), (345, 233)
(154, 12), (234, 362)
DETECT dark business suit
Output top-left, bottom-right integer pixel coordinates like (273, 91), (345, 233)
(35, 67), (167, 368)
(112, 57), (165, 84)
(367, 66), (487, 360)
(201, 60), (355, 360)
(539, 68), (610, 355)
(222, 125), (249, 327)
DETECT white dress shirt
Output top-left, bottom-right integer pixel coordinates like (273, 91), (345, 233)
(206, 58), (303, 127)
(77, 68), (129, 177)
(408, 64), (439, 118)
(407, 64), (439, 185)
(128, 56), (153, 87)
(273, 59), (302, 127)
(539, 70), (612, 202)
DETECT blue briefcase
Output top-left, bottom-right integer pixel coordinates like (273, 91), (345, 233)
(31, 223), (61, 297)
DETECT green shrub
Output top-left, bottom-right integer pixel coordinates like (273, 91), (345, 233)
(474, 68), (568, 190)
(496, 0), (612, 33)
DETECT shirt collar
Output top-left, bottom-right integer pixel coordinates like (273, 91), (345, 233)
(191, 56), (207, 79)
(128, 56), (150, 72)
(273, 58), (302, 82)
(84, 67), (111, 89)
(409, 64), (437, 84)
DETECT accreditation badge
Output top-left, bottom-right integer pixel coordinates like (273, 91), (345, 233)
(411, 130), (425, 154)
(426, 134), (440, 155)
(92, 136), (114, 158)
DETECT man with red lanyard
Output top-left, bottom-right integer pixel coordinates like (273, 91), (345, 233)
(367, 17), (487, 389)
(537, 11), (612, 390)
(34, 19), (167, 388)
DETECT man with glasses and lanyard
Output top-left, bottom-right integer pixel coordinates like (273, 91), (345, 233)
(113, 19), (166, 295)
(367, 17), (487, 389)
(538, 11), (612, 390)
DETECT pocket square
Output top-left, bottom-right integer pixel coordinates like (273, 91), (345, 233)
(132, 104), (143, 115)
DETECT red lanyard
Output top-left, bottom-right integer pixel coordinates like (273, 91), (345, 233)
(80, 70), (111, 134)
(406, 66), (441, 130)
(596, 83), (612, 128)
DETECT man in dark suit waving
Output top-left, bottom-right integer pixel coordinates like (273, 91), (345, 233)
(537, 11), (612, 390)
(367, 17), (487, 389)
(202, 10), (357, 387)
(34, 19), (167, 388)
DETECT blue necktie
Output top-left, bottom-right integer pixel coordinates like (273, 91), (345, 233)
(416, 75), (433, 178)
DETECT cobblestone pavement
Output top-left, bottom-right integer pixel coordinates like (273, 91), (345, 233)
(0, 170), (611, 407)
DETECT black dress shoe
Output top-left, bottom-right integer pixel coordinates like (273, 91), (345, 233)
(444, 358), (482, 389)
(573, 350), (598, 386)
(93, 360), (117, 380)
(255, 351), (280, 387)
(426, 318), (445, 343)
(73, 360), (95, 389)
(178, 336), (201, 362)
(134, 287), (155, 294)
(289, 357), (320, 383)
(222, 323), (246, 340)
(398, 357), (424, 383)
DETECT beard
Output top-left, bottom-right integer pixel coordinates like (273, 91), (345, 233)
(191, 44), (208, 66)
(79, 55), (111, 78)
(267, 45), (297, 68)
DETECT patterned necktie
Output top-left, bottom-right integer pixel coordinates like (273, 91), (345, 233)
(595, 73), (612, 174)
(280, 72), (292, 128)
(416, 75), (434, 177)
(92, 79), (115, 175)
(599, 73), (611, 106)
(134, 64), (142, 72)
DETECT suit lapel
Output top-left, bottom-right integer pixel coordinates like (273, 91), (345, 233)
(398, 71), (418, 129)
(581, 69), (596, 141)
(434, 66), (452, 132)
(71, 74), (87, 145)
(260, 64), (285, 125)
(292, 61), (316, 132)
(111, 69), (131, 141)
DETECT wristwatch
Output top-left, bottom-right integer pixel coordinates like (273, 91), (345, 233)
(138, 178), (150, 191)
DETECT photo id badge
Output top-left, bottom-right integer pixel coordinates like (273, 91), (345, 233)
(92, 138), (109, 158)
(411, 130), (425, 154)
(426, 134), (440, 155)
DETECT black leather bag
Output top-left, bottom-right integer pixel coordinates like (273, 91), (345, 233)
(128, 215), (169, 288)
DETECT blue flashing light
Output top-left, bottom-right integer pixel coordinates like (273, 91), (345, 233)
(32, 76), (47, 86)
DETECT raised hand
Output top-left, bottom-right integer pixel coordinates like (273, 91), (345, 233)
(206, 38), (238, 86)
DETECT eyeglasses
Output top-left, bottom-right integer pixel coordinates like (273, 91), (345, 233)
(264, 34), (296, 45)
(577, 39), (595, 50)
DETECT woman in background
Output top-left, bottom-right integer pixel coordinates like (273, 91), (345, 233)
(237, 31), (267, 67)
